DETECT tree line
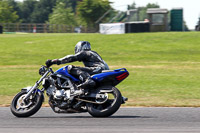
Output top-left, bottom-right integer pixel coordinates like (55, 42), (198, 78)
(0, 0), (160, 28)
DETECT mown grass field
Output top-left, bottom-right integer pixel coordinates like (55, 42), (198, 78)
(0, 32), (200, 106)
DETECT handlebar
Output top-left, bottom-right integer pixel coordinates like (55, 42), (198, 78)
(49, 67), (54, 73)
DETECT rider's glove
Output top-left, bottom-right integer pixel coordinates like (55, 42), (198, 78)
(45, 59), (61, 67)
(45, 59), (53, 67)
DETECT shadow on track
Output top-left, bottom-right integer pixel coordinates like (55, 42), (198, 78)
(29, 115), (154, 119)
(110, 115), (154, 119)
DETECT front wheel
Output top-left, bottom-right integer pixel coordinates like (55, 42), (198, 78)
(10, 90), (44, 117)
(87, 86), (122, 117)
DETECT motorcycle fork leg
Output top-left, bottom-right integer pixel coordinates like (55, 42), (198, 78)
(23, 82), (39, 101)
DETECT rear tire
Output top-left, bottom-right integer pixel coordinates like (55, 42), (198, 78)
(87, 86), (122, 117)
(10, 91), (44, 117)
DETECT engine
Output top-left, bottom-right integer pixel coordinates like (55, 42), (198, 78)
(43, 76), (76, 109)
(46, 85), (71, 101)
(46, 85), (72, 109)
(43, 77), (73, 101)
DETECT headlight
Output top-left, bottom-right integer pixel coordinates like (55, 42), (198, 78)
(39, 66), (46, 75)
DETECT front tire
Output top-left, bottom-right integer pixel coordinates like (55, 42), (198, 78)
(87, 86), (122, 117)
(10, 90), (44, 117)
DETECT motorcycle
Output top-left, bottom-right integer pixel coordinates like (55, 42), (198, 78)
(10, 65), (129, 117)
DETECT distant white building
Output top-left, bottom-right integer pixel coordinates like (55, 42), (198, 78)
(99, 23), (125, 34)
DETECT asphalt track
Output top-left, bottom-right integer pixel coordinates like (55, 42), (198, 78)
(0, 107), (200, 133)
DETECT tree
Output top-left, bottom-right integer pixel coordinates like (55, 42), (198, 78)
(0, 0), (19, 23)
(127, 2), (136, 10)
(146, 3), (160, 8)
(196, 17), (200, 31)
(17, 0), (37, 23)
(30, 0), (56, 23)
(77, 0), (112, 27)
(58, 0), (79, 13)
(48, 2), (77, 26)
(7, 0), (79, 23)
(7, 0), (20, 15)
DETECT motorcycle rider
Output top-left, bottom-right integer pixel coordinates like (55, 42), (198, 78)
(45, 41), (109, 92)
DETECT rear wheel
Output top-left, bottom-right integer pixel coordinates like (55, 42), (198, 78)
(10, 91), (44, 117)
(87, 86), (122, 117)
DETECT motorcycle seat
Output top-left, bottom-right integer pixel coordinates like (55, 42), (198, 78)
(102, 70), (113, 73)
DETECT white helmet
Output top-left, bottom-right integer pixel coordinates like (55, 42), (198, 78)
(75, 41), (91, 54)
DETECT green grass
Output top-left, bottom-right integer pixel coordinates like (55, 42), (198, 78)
(0, 32), (200, 106)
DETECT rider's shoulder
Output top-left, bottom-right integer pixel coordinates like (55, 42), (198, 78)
(75, 50), (98, 58)
(78, 50), (92, 55)
(74, 51), (88, 58)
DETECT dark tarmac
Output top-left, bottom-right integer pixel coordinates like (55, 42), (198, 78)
(0, 107), (200, 133)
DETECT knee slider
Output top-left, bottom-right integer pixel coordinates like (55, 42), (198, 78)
(67, 65), (74, 73)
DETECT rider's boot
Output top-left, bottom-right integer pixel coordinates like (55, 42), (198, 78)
(74, 73), (96, 95)
(77, 78), (96, 89)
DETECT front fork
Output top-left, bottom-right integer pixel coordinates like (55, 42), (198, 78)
(23, 70), (50, 100)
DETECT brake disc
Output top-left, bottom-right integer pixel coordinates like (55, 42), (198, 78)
(16, 94), (33, 110)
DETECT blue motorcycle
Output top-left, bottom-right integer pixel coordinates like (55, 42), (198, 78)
(10, 65), (129, 117)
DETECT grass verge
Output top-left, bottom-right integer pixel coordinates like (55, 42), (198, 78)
(1, 32), (200, 107)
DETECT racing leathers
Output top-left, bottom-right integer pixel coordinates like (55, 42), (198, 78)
(47, 50), (109, 89)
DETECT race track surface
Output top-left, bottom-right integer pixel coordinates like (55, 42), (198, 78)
(0, 107), (200, 133)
